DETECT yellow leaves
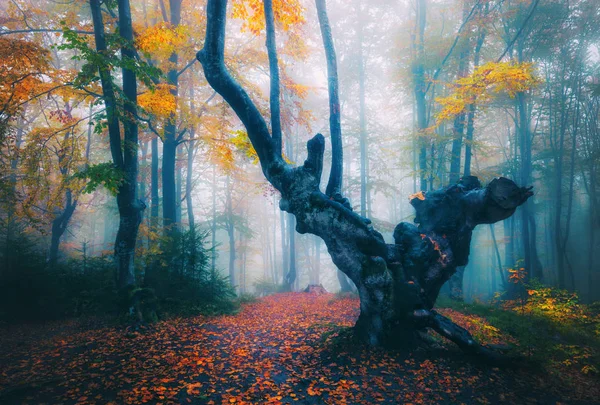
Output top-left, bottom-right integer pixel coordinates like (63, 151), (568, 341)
(283, 82), (311, 100)
(435, 62), (540, 123)
(231, 0), (305, 35)
(209, 139), (236, 173)
(137, 22), (190, 61)
(138, 84), (177, 119)
(230, 130), (258, 164)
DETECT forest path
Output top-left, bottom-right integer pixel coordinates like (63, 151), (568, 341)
(0, 292), (588, 404)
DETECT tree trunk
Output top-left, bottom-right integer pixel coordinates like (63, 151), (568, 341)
(414, 0), (428, 191)
(316, 0), (343, 198)
(115, 0), (145, 290)
(48, 190), (77, 267)
(280, 206), (288, 282)
(357, 4), (368, 218)
(151, 137), (159, 219)
(314, 237), (321, 285)
(91, 0), (144, 291)
(448, 266), (465, 301)
(140, 139), (149, 215)
(337, 270), (353, 293)
(285, 212), (296, 290)
(162, 0), (182, 236)
(226, 175), (236, 290)
(197, 0), (532, 354)
(263, 0), (282, 155)
(448, 2), (472, 184)
(463, 26), (485, 177)
(176, 147), (183, 224)
(211, 166), (217, 276)
(490, 223), (507, 290)
(186, 139), (195, 229)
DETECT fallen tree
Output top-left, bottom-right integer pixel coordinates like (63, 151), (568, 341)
(196, 0), (533, 355)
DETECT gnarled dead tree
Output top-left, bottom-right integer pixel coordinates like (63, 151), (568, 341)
(196, 0), (533, 356)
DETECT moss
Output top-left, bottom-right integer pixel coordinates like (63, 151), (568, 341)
(437, 296), (600, 376)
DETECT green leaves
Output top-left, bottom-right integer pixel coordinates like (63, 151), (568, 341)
(72, 162), (124, 195)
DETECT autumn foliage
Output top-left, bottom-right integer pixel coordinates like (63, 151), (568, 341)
(435, 62), (539, 123)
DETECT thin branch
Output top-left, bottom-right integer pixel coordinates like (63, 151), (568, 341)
(176, 58), (197, 77)
(496, 0), (540, 63)
(0, 29), (93, 36)
(425, 0), (481, 95)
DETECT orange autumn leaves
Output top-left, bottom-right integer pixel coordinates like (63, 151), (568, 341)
(137, 22), (191, 62)
(138, 83), (177, 119)
(231, 0), (305, 35)
(0, 292), (539, 405)
(0, 37), (51, 115)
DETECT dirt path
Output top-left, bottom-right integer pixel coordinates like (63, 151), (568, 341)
(0, 293), (593, 404)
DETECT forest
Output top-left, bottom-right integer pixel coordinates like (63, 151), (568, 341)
(0, 0), (599, 403)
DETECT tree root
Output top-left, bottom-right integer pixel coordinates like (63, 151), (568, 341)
(414, 309), (520, 366)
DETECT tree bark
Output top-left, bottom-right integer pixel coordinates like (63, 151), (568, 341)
(48, 120), (80, 268)
(91, 0), (144, 291)
(162, 0), (182, 236)
(490, 224), (507, 290)
(285, 213), (297, 289)
(280, 206), (288, 282)
(463, 26), (486, 177)
(448, 1), (472, 184)
(226, 175), (236, 289)
(48, 189), (77, 267)
(211, 166), (217, 276)
(316, 0), (343, 198)
(263, 0), (282, 156)
(414, 0), (428, 191)
(357, 4), (368, 218)
(115, 0), (145, 290)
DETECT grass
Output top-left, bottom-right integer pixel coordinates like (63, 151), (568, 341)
(436, 294), (600, 379)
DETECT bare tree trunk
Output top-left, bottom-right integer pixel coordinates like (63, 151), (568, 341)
(263, 0), (282, 155)
(91, 0), (144, 291)
(490, 224), (507, 290)
(357, 3), (368, 218)
(186, 86), (196, 230)
(226, 175), (236, 290)
(414, 0), (428, 191)
(162, 0), (182, 236)
(315, 237), (321, 285)
(448, 1), (472, 184)
(285, 213), (296, 290)
(463, 26), (485, 177)
(211, 166), (217, 276)
(280, 207), (288, 282)
(316, 0), (343, 198)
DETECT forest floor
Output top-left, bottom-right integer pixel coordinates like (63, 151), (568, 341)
(0, 292), (598, 405)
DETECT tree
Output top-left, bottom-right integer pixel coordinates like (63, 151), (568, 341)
(197, 0), (531, 354)
(90, 0), (145, 291)
(413, 0), (428, 191)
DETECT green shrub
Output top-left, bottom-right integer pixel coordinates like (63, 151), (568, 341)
(0, 226), (238, 323)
